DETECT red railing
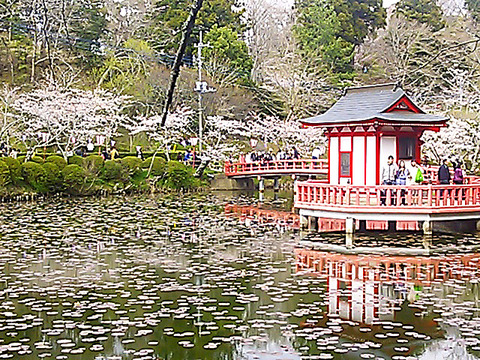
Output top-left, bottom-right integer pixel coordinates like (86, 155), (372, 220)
(224, 159), (328, 177)
(295, 181), (480, 213)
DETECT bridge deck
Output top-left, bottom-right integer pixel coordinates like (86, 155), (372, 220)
(225, 159), (328, 178)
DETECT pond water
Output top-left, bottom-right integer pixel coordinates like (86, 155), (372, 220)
(0, 192), (479, 359)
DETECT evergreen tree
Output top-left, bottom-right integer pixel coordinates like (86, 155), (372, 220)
(330, 0), (386, 46)
(145, 0), (244, 53)
(465, 0), (480, 22)
(294, 0), (354, 73)
(396, 0), (445, 32)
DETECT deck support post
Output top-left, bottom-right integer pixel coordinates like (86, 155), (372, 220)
(258, 177), (265, 202)
(273, 177), (280, 200)
(387, 221), (396, 232)
(345, 217), (355, 248)
(308, 216), (318, 232)
(300, 215), (308, 230)
(422, 220), (433, 236)
(359, 220), (367, 232)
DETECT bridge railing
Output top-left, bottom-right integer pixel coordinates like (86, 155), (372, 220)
(225, 159), (328, 177)
(295, 181), (480, 212)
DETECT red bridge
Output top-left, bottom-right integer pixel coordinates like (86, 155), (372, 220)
(224, 159), (328, 178)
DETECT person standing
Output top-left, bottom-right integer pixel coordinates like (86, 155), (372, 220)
(438, 159), (450, 184)
(438, 159), (450, 198)
(381, 155), (398, 205)
(136, 145), (144, 161)
(312, 147), (321, 160)
(452, 161), (464, 184)
(110, 146), (119, 160)
(396, 160), (409, 205)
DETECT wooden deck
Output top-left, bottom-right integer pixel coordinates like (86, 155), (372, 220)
(295, 181), (480, 221)
(224, 159), (328, 178)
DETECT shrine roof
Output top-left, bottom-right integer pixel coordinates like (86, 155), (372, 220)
(301, 83), (448, 127)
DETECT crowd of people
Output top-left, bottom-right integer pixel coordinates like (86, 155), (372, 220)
(239, 147), (301, 164)
(381, 156), (464, 186)
(380, 155), (465, 205)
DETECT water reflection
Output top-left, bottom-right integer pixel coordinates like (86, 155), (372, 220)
(0, 194), (480, 359)
(296, 247), (480, 359)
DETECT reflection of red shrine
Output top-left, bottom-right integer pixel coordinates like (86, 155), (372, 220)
(295, 248), (480, 325)
(225, 204), (420, 231)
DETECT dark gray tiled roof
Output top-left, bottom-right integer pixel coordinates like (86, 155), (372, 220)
(301, 83), (448, 126)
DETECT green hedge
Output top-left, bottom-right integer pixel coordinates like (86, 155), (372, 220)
(68, 156), (84, 166)
(83, 155), (104, 177)
(62, 165), (85, 194)
(162, 161), (198, 190)
(101, 160), (126, 182)
(43, 162), (62, 192)
(0, 161), (10, 187)
(2, 157), (21, 184)
(142, 156), (166, 176)
(21, 162), (47, 192)
(121, 156), (142, 177)
(46, 155), (67, 170)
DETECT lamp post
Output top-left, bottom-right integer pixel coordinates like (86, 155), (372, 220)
(194, 31), (216, 155)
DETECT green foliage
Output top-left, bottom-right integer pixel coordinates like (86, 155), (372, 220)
(146, 0), (244, 53)
(43, 163), (62, 192)
(83, 155), (104, 177)
(0, 161), (11, 187)
(142, 156), (166, 176)
(101, 160), (127, 182)
(21, 162), (47, 192)
(294, 2), (354, 73)
(30, 156), (44, 164)
(330, 0), (386, 46)
(2, 157), (21, 184)
(45, 155), (67, 170)
(466, 0), (480, 22)
(121, 156), (142, 177)
(17, 156), (26, 164)
(95, 39), (154, 97)
(204, 25), (253, 81)
(396, 0), (445, 31)
(68, 156), (84, 166)
(162, 161), (198, 190)
(62, 165), (85, 193)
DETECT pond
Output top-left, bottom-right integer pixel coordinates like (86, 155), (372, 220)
(0, 192), (479, 359)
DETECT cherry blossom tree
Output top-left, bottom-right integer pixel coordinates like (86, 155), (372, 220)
(9, 86), (131, 159)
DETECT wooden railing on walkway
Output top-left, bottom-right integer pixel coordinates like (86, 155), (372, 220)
(295, 181), (480, 213)
(225, 159), (328, 177)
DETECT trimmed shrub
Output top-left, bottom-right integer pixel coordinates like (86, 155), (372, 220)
(68, 155), (83, 166)
(30, 156), (44, 164)
(121, 156), (142, 177)
(142, 156), (166, 176)
(62, 164), (85, 193)
(45, 155), (67, 170)
(83, 155), (104, 177)
(101, 160), (126, 182)
(0, 160), (10, 187)
(43, 162), (62, 192)
(21, 162), (47, 192)
(17, 156), (26, 164)
(2, 157), (21, 183)
(162, 161), (198, 190)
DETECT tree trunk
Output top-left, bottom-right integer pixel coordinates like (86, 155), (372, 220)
(160, 0), (204, 127)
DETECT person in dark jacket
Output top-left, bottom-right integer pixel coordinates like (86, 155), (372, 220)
(438, 159), (450, 184)
(438, 159), (450, 198)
